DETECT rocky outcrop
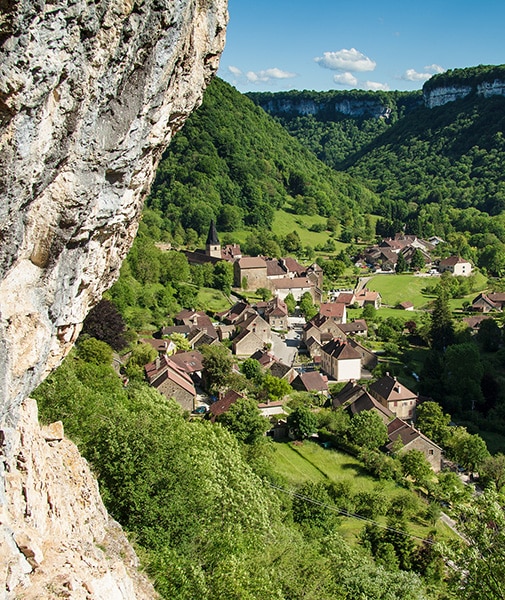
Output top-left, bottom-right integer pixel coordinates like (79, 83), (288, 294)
(0, 0), (227, 597)
(0, 0), (227, 414)
(255, 94), (393, 120)
(333, 99), (391, 119)
(424, 79), (505, 108)
(1, 398), (159, 599)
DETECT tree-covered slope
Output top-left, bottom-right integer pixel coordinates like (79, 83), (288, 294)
(247, 89), (422, 170)
(248, 65), (505, 219)
(146, 77), (379, 240)
(344, 93), (505, 214)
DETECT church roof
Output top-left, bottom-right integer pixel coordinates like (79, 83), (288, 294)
(206, 220), (220, 245)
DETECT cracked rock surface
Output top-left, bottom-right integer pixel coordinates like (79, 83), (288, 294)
(0, 0), (228, 596)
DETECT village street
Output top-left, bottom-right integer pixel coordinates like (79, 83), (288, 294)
(270, 326), (301, 366)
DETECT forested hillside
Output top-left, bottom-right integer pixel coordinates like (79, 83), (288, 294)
(146, 77), (378, 241)
(247, 89), (422, 169)
(248, 66), (505, 217)
(249, 64), (505, 275)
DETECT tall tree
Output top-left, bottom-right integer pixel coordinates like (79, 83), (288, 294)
(217, 396), (270, 444)
(201, 344), (233, 395)
(429, 289), (455, 351)
(287, 406), (318, 440)
(441, 489), (505, 599)
(415, 401), (451, 446)
(348, 410), (388, 450)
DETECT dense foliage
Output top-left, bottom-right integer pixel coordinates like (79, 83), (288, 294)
(34, 350), (433, 600)
(247, 89), (422, 169)
(248, 65), (505, 273)
(145, 77), (378, 242)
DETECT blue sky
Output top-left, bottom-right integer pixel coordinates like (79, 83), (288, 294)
(218, 0), (505, 93)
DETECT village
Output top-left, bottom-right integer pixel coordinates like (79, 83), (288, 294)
(135, 222), (486, 475)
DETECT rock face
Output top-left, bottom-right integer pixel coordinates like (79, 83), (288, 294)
(255, 94), (395, 120)
(0, 0), (227, 597)
(1, 398), (159, 599)
(423, 79), (505, 108)
(0, 0), (227, 414)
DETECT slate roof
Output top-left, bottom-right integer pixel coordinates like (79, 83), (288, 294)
(332, 381), (393, 423)
(321, 339), (361, 360)
(272, 277), (314, 290)
(369, 374), (416, 403)
(206, 220), (219, 245)
(265, 259), (287, 277)
(386, 418), (442, 452)
(295, 371), (328, 393)
(338, 320), (368, 334)
(319, 302), (346, 319)
(439, 255), (470, 267)
(169, 350), (204, 374)
(237, 256), (267, 269)
(209, 390), (243, 419)
(145, 356), (196, 396)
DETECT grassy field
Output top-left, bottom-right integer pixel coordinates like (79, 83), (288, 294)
(365, 274), (436, 309)
(361, 272), (489, 315)
(270, 440), (455, 544)
(230, 208), (360, 255)
(196, 287), (232, 313)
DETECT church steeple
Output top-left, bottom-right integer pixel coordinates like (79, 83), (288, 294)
(206, 220), (221, 258)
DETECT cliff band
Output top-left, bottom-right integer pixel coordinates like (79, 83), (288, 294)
(0, 0), (228, 597)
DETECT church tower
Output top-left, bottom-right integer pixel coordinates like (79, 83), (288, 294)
(206, 220), (221, 258)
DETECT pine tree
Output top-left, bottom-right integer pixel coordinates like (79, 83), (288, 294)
(429, 289), (455, 351)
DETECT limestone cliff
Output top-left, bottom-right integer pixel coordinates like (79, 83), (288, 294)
(0, 0), (227, 597)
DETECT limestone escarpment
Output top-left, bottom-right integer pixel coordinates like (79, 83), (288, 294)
(423, 77), (505, 108)
(0, 0), (227, 597)
(1, 398), (159, 599)
(0, 0), (227, 414)
(255, 94), (396, 120)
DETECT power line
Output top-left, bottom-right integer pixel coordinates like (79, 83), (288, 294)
(267, 482), (437, 545)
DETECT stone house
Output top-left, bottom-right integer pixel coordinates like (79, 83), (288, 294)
(173, 309), (218, 340)
(292, 371), (329, 396)
(438, 256), (472, 276)
(272, 277), (322, 302)
(145, 356), (196, 412)
(264, 296), (289, 330)
(332, 381), (394, 424)
(234, 256), (268, 290)
(338, 319), (368, 337)
(303, 314), (346, 344)
(169, 350), (204, 385)
(355, 288), (382, 309)
(369, 374), (417, 422)
(488, 292), (505, 309)
(320, 339), (361, 382)
(472, 292), (505, 312)
(386, 418), (443, 472)
(232, 314), (271, 356)
(347, 338), (378, 371)
(319, 302), (347, 324)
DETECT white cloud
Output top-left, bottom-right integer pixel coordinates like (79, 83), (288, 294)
(246, 67), (297, 83)
(315, 48), (376, 72)
(333, 72), (358, 87)
(228, 65), (243, 77)
(401, 64), (445, 82)
(364, 80), (390, 91)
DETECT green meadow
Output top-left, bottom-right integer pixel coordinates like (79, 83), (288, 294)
(270, 440), (455, 544)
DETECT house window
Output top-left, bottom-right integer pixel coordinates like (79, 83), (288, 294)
(429, 449), (434, 455)
(394, 401), (398, 407)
